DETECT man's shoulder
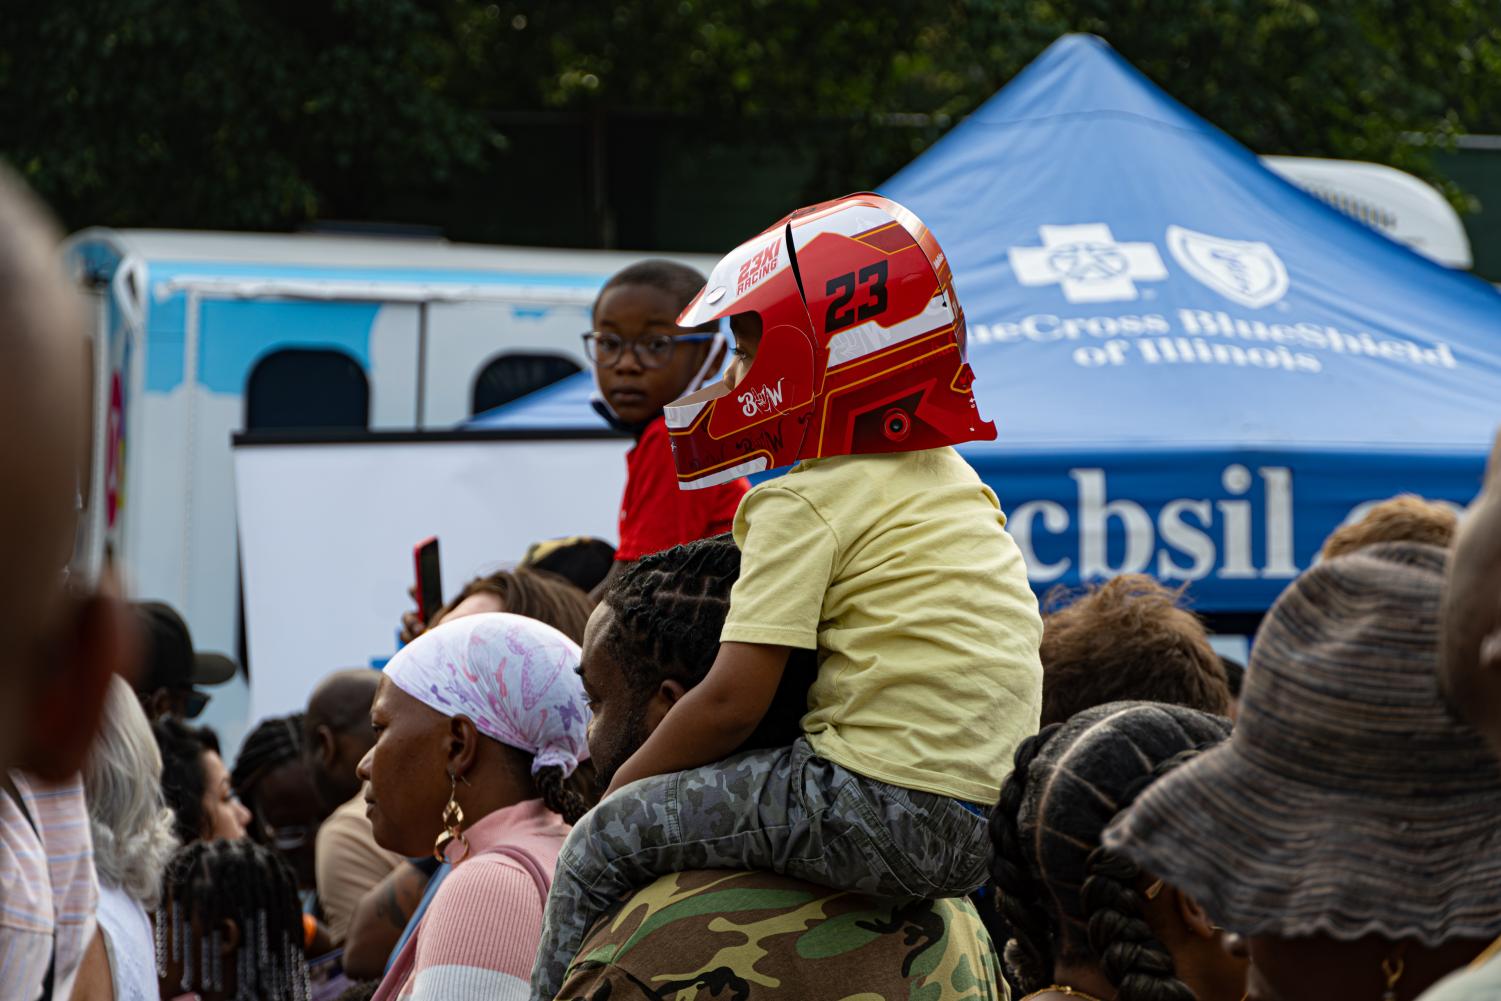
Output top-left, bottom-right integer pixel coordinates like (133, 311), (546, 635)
(559, 869), (1004, 1000)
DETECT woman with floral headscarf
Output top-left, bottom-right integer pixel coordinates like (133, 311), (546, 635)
(359, 613), (593, 1001)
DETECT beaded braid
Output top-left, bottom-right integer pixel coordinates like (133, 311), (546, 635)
(988, 724), (1065, 997)
(987, 703), (1232, 998)
(1081, 747), (1215, 1001)
(157, 838), (311, 1001)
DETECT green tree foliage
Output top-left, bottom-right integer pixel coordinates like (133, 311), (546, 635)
(0, 0), (502, 228)
(2, 0), (1496, 232)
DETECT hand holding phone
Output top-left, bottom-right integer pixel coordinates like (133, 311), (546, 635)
(413, 537), (443, 630)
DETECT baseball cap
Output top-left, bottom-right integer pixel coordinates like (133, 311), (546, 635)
(134, 602), (238, 717)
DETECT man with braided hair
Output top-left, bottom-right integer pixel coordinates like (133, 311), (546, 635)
(987, 702), (1241, 1001)
(556, 536), (1003, 1000)
(578, 534), (808, 790)
(532, 194), (1043, 1001)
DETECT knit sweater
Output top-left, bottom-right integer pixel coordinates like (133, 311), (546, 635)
(373, 798), (567, 1001)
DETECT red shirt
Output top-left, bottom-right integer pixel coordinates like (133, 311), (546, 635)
(616, 416), (749, 561)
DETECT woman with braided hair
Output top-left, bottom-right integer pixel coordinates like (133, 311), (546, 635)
(157, 837), (311, 1001)
(989, 701), (1243, 1001)
(357, 612), (593, 1000)
(233, 713), (324, 893)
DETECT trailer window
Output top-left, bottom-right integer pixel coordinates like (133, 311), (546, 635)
(246, 349), (370, 430)
(472, 353), (582, 416)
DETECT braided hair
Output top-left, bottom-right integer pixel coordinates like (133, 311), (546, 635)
(156, 838), (310, 1001)
(603, 535), (741, 696)
(603, 535), (811, 750)
(1081, 747), (1213, 1001)
(231, 713), (305, 798)
(534, 762), (592, 825)
(231, 713), (308, 842)
(988, 702), (1231, 1000)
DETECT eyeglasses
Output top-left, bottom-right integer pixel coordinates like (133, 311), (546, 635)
(581, 331), (714, 370)
(266, 824), (313, 853)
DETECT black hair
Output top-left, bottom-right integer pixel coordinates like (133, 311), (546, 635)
(594, 259), (710, 322)
(1218, 656), (1246, 699)
(521, 536), (617, 595)
(988, 701), (1231, 1000)
(153, 718), (222, 845)
(603, 535), (810, 751)
(156, 838), (310, 1000)
(232, 713), (305, 803)
(534, 762), (592, 826)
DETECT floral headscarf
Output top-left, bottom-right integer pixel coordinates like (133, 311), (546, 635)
(384, 612), (590, 776)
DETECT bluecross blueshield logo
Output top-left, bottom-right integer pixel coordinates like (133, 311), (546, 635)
(1167, 225), (1290, 308)
(1008, 223), (1168, 303)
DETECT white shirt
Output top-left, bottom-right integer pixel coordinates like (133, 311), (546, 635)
(97, 882), (157, 1001)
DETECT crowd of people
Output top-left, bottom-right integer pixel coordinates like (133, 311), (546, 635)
(1, 171), (1500, 1001)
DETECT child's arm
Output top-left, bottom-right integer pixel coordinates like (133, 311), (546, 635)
(603, 641), (790, 797)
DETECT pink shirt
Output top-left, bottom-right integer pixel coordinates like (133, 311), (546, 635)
(375, 798), (567, 1001)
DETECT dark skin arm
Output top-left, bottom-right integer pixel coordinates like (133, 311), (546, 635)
(305, 918), (334, 958)
(604, 641), (790, 797)
(341, 861), (432, 980)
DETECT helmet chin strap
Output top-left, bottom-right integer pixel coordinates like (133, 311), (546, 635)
(590, 320), (731, 435)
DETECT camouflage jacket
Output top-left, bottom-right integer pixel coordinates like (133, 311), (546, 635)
(556, 869), (1007, 1001)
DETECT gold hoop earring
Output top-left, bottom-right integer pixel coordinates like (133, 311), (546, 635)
(433, 770), (470, 865)
(1381, 943), (1408, 1001)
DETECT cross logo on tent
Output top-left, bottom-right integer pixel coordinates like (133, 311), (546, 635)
(1008, 223), (1169, 303)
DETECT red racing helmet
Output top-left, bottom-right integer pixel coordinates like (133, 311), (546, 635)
(664, 192), (996, 490)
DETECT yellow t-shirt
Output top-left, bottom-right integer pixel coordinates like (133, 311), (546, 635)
(722, 446), (1043, 804)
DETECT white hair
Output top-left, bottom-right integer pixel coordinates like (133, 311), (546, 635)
(83, 676), (179, 907)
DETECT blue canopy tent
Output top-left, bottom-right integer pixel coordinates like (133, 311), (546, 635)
(471, 34), (1501, 613)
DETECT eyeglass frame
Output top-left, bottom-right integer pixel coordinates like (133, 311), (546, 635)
(581, 330), (716, 370)
(264, 823), (314, 853)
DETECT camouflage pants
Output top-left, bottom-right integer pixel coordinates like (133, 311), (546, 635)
(529, 738), (990, 1001)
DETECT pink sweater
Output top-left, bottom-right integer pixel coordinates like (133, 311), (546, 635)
(374, 798), (567, 1001)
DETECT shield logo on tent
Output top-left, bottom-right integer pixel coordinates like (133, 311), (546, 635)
(1166, 226), (1289, 309)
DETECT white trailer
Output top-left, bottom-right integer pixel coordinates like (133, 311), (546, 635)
(63, 228), (712, 749)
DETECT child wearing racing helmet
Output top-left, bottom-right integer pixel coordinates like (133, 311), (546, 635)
(587, 261), (750, 587)
(530, 195), (1043, 1000)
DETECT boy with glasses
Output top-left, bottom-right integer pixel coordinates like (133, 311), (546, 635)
(584, 260), (749, 589)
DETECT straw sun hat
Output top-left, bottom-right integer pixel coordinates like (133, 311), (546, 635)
(1103, 541), (1501, 946)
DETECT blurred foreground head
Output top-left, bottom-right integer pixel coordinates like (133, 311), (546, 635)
(1440, 431), (1501, 753)
(0, 163), (131, 779)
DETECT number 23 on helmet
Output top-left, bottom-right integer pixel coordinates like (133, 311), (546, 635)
(665, 192), (997, 490)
